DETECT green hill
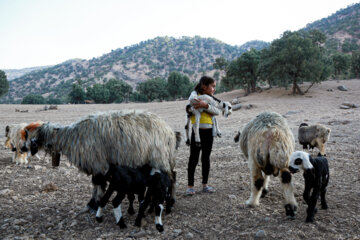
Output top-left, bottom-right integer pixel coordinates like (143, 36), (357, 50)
(2, 37), (269, 103)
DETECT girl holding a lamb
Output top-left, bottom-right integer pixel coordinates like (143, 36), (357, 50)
(186, 76), (222, 196)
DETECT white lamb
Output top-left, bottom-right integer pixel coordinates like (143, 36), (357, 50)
(185, 91), (232, 146)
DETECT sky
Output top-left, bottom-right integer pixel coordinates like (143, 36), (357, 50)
(0, 0), (358, 69)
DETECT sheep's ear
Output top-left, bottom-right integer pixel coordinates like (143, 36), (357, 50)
(294, 158), (302, 165)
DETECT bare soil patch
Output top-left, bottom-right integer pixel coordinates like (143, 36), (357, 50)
(0, 80), (359, 239)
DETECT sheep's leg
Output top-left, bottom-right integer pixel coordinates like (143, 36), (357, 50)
(246, 159), (263, 207)
(261, 174), (270, 198)
(112, 192), (127, 228)
(127, 193), (135, 214)
(317, 141), (326, 156)
(20, 152), (28, 165)
(306, 183), (320, 222)
(88, 175), (107, 213)
(212, 117), (221, 137)
(155, 203), (165, 232)
(280, 169), (297, 219)
(193, 112), (201, 147)
(320, 184), (328, 210)
(135, 189), (152, 227)
(303, 185), (311, 206)
(95, 184), (115, 223)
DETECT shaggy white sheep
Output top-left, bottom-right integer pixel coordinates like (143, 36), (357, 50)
(234, 112), (298, 218)
(298, 123), (331, 156)
(20, 110), (180, 211)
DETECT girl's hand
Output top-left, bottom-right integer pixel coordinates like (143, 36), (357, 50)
(193, 99), (208, 109)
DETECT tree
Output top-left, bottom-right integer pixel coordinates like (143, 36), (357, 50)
(0, 70), (9, 98)
(332, 53), (351, 78)
(260, 30), (328, 94)
(86, 84), (110, 103)
(68, 82), (86, 104)
(136, 77), (168, 102)
(167, 72), (192, 99)
(21, 94), (46, 104)
(351, 50), (360, 78)
(105, 79), (133, 103)
(213, 57), (228, 71)
(224, 48), (261, 95)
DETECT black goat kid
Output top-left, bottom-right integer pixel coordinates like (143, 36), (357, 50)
(95, 165), (173, 232)
(289, 151), (329, 222)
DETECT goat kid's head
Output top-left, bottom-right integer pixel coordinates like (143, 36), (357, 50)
(221, 101), (232, 118)
(289, 151), (314, 174)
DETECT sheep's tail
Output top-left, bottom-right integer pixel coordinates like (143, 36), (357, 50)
(175, 131), (182, 150)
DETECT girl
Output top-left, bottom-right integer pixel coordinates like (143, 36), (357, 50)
(186, 76), (221, 195)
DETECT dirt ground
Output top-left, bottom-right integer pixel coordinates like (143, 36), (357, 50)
(0, 79), (359, 240)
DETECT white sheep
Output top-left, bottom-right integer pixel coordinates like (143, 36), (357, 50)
(185, 91), (232, 146)
(20, 110), (180, 212)
(234, 112), (298, 218)
(298, 123), (331, 156)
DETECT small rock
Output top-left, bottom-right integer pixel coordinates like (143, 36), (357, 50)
(185, 232), (194, 239)
(0, 189), (15, 196)
(231, 98), (241, 105)
(337, 85), (348, 91)
(34, 165), (43, 170)
(228, 194), (237, 200)
(41, 183), (58, 193)
(70, 220), (77, 227)
(132, 230), (147, 238)
(340, 105), (351, 109)
(255, 230), (266, 238)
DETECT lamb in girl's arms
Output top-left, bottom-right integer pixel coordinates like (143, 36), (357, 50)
(184, 91), (232, 147)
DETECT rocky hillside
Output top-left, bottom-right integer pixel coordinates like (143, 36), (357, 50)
(3, 66), (52, 81)
(1, 37), (268, 103)
(304, 2), (360, 53)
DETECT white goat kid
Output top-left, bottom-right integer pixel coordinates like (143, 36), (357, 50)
(185, 91), (232, 147)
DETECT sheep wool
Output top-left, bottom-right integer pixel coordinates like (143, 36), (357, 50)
(236, 112), (297, 217)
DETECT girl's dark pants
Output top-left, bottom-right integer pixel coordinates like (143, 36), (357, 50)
(188, 128), (214, 186)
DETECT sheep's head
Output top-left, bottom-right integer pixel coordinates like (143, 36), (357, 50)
(222, 101), (232, 118)
(299, 123), (309, 128)
(289, 151), (314, 173)
(20, 121), (46, 154)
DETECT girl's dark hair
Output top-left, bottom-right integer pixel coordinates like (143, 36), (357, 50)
(194, 76), (215, 94)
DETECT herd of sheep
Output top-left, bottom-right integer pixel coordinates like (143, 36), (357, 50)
(4, 106), (331, 232)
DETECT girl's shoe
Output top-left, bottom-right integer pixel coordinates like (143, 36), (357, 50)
(203, 186), (216, 193)
(186, 188), (196, 196)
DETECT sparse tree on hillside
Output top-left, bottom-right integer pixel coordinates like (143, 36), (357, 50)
(351, 50), (360, 78)
(86, 84), (110, 103)
(213, 57), (228, 72)
(260, 30), (328, 94)
(136, 77), (168, 101)
(167, 71), (192, 99)
(0, 70), (9, 98)
(332, 53), (351, 78)
(21, 94), (46, 104)
(105, 79), (133, 103)
(224, 48), (261, 95)
(68, 83), (86, 104)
